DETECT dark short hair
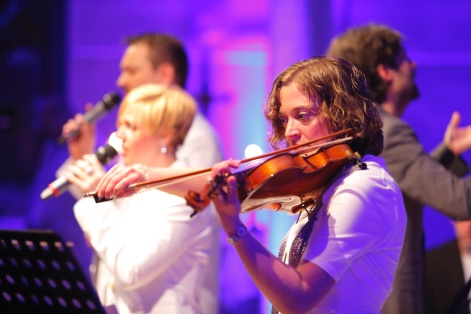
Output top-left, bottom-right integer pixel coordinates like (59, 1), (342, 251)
(326, 24), (403, 104)
(125, 33), (189, 88)
(264, 56), (383, 157)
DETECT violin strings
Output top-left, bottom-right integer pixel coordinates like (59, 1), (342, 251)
(117, 137), (356, 192)
(289, 137), (354, 155)
(85, 130), (355, 200)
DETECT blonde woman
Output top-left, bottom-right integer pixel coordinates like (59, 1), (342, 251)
(69, 84), (218, 314)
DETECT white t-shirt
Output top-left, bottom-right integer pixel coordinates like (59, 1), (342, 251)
(283, 155), (406, 314)
(64, 112), (223, 313)
(74, 161), (218, 314)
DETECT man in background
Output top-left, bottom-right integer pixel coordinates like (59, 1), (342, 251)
(326, 24), (471, 314)
(65, 33), (223, 169)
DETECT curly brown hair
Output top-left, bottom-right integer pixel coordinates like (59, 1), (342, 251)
(263, 56), (383, 156)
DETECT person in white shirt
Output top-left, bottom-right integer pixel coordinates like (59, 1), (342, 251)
(60, 34), (223, 313)
(69, 84), (218, 313)
(95, 57), (407, 313)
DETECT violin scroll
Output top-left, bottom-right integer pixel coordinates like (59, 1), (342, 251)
(185, 191), (209, 217)
(185, 174), (225, 217)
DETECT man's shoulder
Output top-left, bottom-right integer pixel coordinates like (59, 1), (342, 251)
(426, 240), (459, 261)
(192, 112), (214, 128)
(178, 112), (224, 166)
(380, 110), (408, 128)
(186, 112), (220, 141)
(379, 110), (416, 140)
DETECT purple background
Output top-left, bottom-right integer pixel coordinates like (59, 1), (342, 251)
(1, 1), (470, 312)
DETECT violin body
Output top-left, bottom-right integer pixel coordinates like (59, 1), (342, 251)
(185, 143), (357, 215)
(234, 144), (354, 213)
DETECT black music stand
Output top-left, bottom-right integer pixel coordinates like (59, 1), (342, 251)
(0, 229), (105, 314)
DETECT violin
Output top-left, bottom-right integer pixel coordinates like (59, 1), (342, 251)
(86, 129), (363, 216)
(186, 138), (361, 216)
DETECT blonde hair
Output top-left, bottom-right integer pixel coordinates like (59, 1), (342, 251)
(118, 84), (196, 149)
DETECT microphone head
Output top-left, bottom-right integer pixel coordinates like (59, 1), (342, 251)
(95, 144), (119, 164)
(102, 92), (122, 110)
(43, 132), (122, 201)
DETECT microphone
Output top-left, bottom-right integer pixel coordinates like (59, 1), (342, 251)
(57, 91), (122, 144)
(40, 143), (119, 201)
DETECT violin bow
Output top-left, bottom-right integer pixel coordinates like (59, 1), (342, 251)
(84, 128), (354, 201)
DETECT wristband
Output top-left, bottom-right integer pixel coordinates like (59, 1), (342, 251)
(227, 224), (248, 245)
